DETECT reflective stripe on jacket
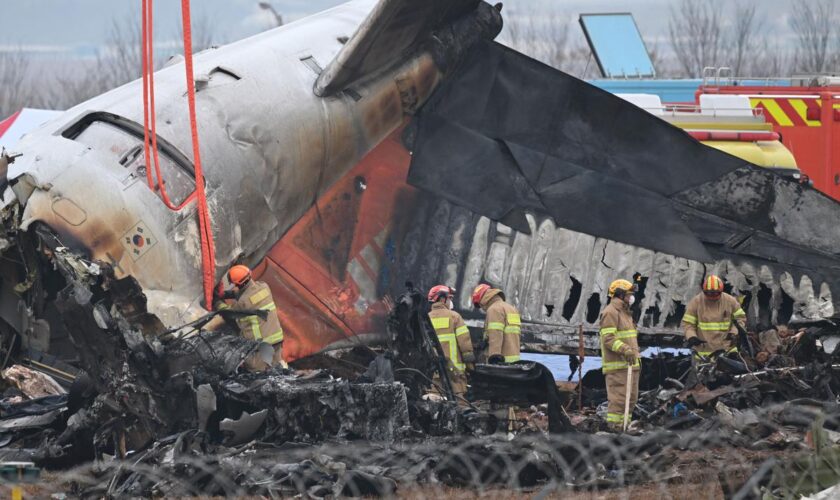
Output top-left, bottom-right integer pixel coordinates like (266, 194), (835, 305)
(429, 302), (473, 372)
(480, 290), (521, 363)
(599, 297), (639, 373)
(682, 292), (745, 355)
(223, 280), (284, 345)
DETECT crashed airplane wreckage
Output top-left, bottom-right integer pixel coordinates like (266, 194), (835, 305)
(1, 0), (839, 367)
(1, 0), (840, 495)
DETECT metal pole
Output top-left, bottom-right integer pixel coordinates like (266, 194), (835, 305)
(623, 365), (632, 432)
(577, 324), (584, 410)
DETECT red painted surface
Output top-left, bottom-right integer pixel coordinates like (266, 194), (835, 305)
(698, 86), (840, 200)
(252, 129), (419, 361)
(0, 110), (22, 140)
(687, 131), (780, 142)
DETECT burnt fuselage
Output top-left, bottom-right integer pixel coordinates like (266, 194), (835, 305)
(4, 0), (442, 331)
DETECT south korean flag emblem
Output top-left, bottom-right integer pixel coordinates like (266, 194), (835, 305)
(121, 220), (157, 261)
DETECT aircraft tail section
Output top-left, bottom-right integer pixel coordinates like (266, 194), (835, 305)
(315, 0), (500, 96)
(406, 41), (840, 279)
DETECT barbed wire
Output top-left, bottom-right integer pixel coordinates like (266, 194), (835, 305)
(3, 400), (837, 499)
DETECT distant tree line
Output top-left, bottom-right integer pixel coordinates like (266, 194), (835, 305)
(2, 0), (840, 120)
(503, 0), (840, 80)
(0, 11), (218, 119)
(668, 0), (840, 78)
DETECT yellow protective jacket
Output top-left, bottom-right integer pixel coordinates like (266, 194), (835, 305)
(480, 289), (521, 363)
(599, 297), (640, 374)
(682, 292), (746, 357)
(217, 280), (284, 345)
(428, 302), (474, 372)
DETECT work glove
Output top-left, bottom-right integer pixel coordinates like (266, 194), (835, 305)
(462, 352), (476, 364)
(214, 281), (227, 299)
(621, 348), (639, 364)
(684, 336), (704, 348)
(465, 363), (476, 372)
(488, 354), (505, 365)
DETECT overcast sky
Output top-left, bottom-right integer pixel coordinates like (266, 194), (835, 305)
(1, 0), (799, 56)
(2, 0), (345, 52)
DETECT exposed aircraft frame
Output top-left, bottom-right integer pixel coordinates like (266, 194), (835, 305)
(0, 0), (838, 375)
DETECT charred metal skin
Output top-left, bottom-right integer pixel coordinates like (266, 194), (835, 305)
(402, 41), (840, 354)
(0, 0), (502, 349)
(398, 198), (836, 354)
(5, 0), (835, 374)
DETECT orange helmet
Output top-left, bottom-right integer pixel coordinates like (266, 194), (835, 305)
(228, 265), (252, 286)
(702, 275), (724, 293)
(472, 284), (491, 308)
(428, 285), (454, 302)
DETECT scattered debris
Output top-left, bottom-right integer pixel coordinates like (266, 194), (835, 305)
(0, 286), (834, 497)
(1, 365), (65, 399)
(0, 232), (835, 497)
(2, 1), (840, 496)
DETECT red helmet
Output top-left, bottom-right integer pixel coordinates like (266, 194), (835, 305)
(702, 275), (724, 293)
(428, 285), (454, 302)
(228, 265), (252, 286)
(472, 284), (491, 308)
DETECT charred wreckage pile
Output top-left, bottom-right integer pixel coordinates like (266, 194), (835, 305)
(0, 236), (837, 497)
(4, 0), (840, 496)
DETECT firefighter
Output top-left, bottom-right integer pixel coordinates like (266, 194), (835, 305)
(681, 275), (746, 361)
(216, 265), (285, 371)
(427, 285), (475, 401)
(599, 279), (640, 431)
(472, 284), (521, 364)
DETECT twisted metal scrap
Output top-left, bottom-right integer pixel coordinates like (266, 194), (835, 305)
(16, 402), (833, 499)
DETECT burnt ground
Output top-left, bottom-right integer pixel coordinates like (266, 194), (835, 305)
(0, 284), (837, 497)
(0, 447), (789, 499)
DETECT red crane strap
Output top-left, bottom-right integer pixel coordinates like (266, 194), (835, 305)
(141, 0), (216, 310)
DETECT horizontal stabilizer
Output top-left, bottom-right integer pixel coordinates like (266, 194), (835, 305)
(408, 41), (840, 278)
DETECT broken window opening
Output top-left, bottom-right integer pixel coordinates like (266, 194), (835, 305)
(632, 273), (646, 294)
(585, 293), (601, 324)
(631, 273), (647, 324)
(757, 284), (772, 330)
(739, 290), (753, 327)
(63, 112), (196, 206)
(663, 301), (686, 328)
(778, 289), (794, 325)
(740, 290), (753, 314)
(562, 277), (582, 321)
(544, 304), (554, 318)
(642, 306), (660, 328)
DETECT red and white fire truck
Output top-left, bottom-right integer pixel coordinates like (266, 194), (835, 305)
(698, 76), (840, 200)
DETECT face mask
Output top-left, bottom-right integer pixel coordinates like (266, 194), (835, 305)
(447, 299), (454, 310)
(628, 295), (636, 306)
